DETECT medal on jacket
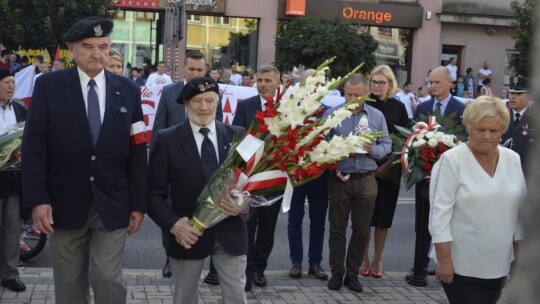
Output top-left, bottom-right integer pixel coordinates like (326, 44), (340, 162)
(522, 124), (529, 136)
(530, 138), (534, 144)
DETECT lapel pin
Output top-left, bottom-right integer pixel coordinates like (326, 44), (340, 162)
(116, 91), (120, 95)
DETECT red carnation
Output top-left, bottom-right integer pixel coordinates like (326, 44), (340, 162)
(421, 162), (432, 172)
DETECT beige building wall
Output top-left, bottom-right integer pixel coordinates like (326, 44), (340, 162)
(410, 0), (443, 90)
(441, 23), (515, 94)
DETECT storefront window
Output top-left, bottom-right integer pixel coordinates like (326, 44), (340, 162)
(361, 26), (412, 86)
(111, 11), (157, 73)
(186, 15), (259, 71)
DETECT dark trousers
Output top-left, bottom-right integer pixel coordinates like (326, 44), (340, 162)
(328, 173), (377, 277)
(287, 173), (329, 266)
(414, 185), (432, 269)
(442, 273), (506, 304)
(246, 200), (281, 274)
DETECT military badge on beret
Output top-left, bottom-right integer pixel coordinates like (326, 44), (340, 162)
(177, 77), (220, 104)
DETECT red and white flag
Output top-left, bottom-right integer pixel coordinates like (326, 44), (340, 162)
(14, 65), (35, 108)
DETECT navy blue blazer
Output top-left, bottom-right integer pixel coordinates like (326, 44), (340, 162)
(21, 67), (148, 230)
(232, 95), (261, 129)
(153, 81), (223, 132)
(0, 100), (27, 199)
(148, 121), (247, 259)
(501, 107), (532, 172)
(414, 96), (465, 126)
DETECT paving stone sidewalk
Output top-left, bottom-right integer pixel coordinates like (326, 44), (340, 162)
(1, 268), (509, 303)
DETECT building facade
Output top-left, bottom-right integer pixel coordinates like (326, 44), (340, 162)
(110, 0), (519, 93)
(278, 0), (518, 96)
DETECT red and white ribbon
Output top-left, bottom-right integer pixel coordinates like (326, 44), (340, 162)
(401, 116), (441, 172)
(130, 121), (147, 146)
(234, 134), (293, 212)
(236, 134), (264, 175)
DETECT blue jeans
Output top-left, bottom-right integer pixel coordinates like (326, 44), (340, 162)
(287, 172), (329, 266)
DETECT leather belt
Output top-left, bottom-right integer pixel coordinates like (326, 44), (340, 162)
(343, 171), (374, 180)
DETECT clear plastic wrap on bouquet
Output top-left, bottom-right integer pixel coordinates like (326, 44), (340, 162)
(190, 166), (283, 233)
(0, 122), (25, 170)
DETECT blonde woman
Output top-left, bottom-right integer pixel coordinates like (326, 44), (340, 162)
(106, 50), (124, 76)
(429, 96), (524, 304)
(360, 65), (410, 278)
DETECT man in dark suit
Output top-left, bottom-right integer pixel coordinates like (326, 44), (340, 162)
(21, 17), (148, 303)
(232, 65), (282, 291)
(414, 66), (466, 125)
(409, 66), (466, 281)
(148, 77), (247, 303)
(501, 75), (533, 175)
(153, 51), (223, 133)
(152, 50), (223, 278)
(0, 67), (27, 292)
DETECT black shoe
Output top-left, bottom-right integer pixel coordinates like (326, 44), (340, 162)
(405, 268), (427, 280)
(327, 273), (343, 291)
(344, 275), (363, 292)
(1, 278), (26, 292)
(203, 271), (220, 285)
(252, 272), (267, 287)
(289, 263), (302, 278)
(162, 259), (172, 278)
(245, 275), (252, 291)
(308, 264), (328, 280)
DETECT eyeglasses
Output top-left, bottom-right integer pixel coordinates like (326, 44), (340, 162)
(370, 80), (388, 87)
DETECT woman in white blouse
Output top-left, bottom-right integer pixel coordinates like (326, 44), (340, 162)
(429, 96), (525, 304)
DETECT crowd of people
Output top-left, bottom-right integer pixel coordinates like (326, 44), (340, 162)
(0, 16), (532, 304)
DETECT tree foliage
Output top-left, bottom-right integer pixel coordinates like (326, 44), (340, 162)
(510, 0), (536, 78)
(275, 17), (378, 76)
(0, 0), (115, 54)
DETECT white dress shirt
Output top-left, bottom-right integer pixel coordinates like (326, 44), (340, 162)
(78, 68), (106, 123)
(190, 120), (219, 161)
(429, 143), (525, 279)
(395, 91), (416, 118)
(0, 101), (18, 134)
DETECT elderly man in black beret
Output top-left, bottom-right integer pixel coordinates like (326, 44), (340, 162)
(148, 77), (248, 303)
(0, 67), (27, 293)
(21, 17), (148, 303)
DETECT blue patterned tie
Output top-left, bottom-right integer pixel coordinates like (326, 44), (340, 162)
(199, 127), (218, 179)
(434, 102), (442, 116)
(87, 79), (101, 146)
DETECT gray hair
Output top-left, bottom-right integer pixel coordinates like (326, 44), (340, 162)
(345, 73), (368, 90)
(256, 65), (280, 81)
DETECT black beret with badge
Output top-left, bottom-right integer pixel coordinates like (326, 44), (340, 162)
(64, 16), (114, 43)
(177, 77), (220, 104)
(509, 75), (531, 93)
(0, 67), (14, 81)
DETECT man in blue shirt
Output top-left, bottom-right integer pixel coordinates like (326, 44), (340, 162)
(325, 74), (392, 292)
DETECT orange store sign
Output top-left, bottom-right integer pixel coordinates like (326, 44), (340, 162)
(342, 6), (392, 24)
(278, 0), (423, 29)
(286, 0), (306, 16)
